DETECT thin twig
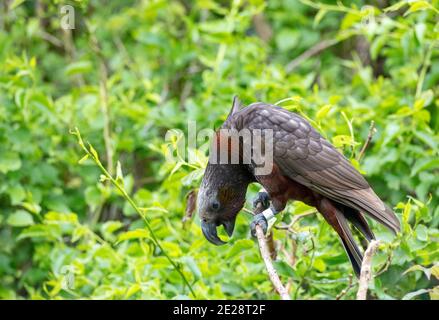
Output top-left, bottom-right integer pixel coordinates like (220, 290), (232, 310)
(356, 121), (376, 162)
(252, 13), (273, 42)
(71, 128), (196, 297)
(114, 36), (144, 81)
(255, 224), (291, 300)
(252, 204), (291, 300)
(294, 237), (315, 299)
(182, 189), (197, 229)
(62, 27), (85, 87)
(356, 240), (380, 300)
(285, 39), (339, 73)
(416, 41), (434, 99)
(266, 232), (277, 260)
(38, 31), (63, 47)
(375, 249), (393, 277)
(336, 274), (354, 300)
(283, 239), (298, 267)
(341, 111), (356, 158)
(243, 207), (255, 215)
(274, 209), (316, 234)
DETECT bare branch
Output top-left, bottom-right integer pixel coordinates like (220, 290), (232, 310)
(38, 31), (63, 48)
(356, 240), (380, 300)
(336, 274), (354, 300)
(182, 189), (197, 228)
(266, 231), (277, 260)
(252, 204), (291, 300)
(356, 121), (376, 162)
(255, 224), (291, 300)
(286, 39), (339, 73)
(375, 249), (393, 277)
(274, 209), (316, 234)
(252, 14), (273, 43)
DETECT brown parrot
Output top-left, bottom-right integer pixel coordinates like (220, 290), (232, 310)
(197, 97), (400, 276)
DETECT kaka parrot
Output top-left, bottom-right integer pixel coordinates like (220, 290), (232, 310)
(197, 97), (400, 276)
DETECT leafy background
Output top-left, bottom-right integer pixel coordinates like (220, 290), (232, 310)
(0, 0), (438, 299)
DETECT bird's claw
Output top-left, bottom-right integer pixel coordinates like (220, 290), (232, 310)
(252, 191), (270, 210)
(251, 213), (268, 237)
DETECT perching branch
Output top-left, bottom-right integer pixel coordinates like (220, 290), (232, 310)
(252, 204), (291, 300)
(255, 225), (291, 300)
(356, 240), (380, 300)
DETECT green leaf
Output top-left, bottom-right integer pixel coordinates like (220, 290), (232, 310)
(0, 152), (22, 173)
(88, 143), (100, 161)
(313, 258), (326, 272)
(370, 34), (388, 60)
(78, 154), (89, 164)
(429, 286), (439, 300)
(316, 104), (332, 120)
(181, 256), (202, 280)
(17, 225), (60, 240)
(403, 264), (431, 279)
(275, 29), (299, 52)
(116, 161), (124, 184)
(332, 135), (357, 148)
(415, 224), (428, 242)
(116, 229), (150, 243)
(125, 284), (141, 299)
(411, 158), (439, 177)
(44, 211), (78, 223)
(402, 289), (430, 300)
(21, 202), (41, 214)
(226, 239), (254, 259)
(101, 221), (123, 235)
(415, 23), (426, 43)
(9, 0), (26, 10)
(314, 9), (327, 27)
(65, 61), (92, 76)
(404, 1), (433, 16)
(384, 1), (407, 12)
(161, 242), (182, 257)
(72, 225), (88, 242)
(7, 210), (34, 227)
(414, 131), (438, 151)
(85, 186), (103, 210)
(7, 185), (26, 205)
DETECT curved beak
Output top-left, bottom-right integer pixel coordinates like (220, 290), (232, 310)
(222, 217), (236, 237)
(201, 221), (226, 245)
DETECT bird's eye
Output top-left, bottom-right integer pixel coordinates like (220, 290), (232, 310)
(210, 200), (220, 211)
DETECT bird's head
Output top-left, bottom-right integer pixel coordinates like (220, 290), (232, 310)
(197, 162), (252, 245)
(197, 95), (253, 245)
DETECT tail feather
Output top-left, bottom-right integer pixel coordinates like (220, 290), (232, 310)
(333, 208), (363, 277)
(342, 206), (375, 242)
(341, 188), (400, 234)
(313, 185), (401, 234)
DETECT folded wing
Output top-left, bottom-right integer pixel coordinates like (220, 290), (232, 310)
(243, 104), (400, 233)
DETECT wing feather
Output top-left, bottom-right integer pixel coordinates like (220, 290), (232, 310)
(242, 104), (400, 233)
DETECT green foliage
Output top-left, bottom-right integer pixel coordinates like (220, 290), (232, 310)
(0, 0), (438, 299)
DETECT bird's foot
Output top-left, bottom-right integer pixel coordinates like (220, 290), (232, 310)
(250, 206), (277, 237)
(250, 213), (268, 237)
(252, 190), (270, 210)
